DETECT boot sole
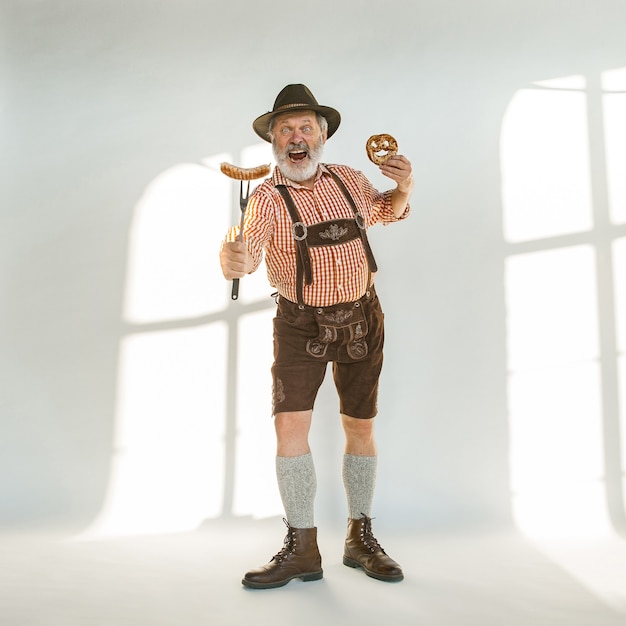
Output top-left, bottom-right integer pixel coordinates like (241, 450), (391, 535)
(242, 570), (323, 590)
(343, 556), (404, 582)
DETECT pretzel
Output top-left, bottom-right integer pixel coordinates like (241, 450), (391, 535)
(220, 162), (271, 180)
(365, 134), (398, 165)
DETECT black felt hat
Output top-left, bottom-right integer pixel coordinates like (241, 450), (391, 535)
(252, 84), (341, 142)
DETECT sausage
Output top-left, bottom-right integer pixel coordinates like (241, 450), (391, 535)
(220, 162), (272, 180)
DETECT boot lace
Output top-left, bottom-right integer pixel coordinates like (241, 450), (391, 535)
(359, 514), (386, 554)
(272, 518), (296, 563)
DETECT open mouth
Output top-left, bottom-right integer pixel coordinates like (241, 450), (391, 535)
(289, 150), (308, 163)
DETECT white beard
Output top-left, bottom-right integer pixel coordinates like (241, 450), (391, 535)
(273, 138), (325, 183)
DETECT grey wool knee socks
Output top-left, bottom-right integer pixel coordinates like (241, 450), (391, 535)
(342, 453), (377, 519)
(275, 453), (317, 528)
(276, 452), (377, 526)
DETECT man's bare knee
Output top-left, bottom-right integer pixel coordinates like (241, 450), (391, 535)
(274, 410), (312, 457)
(341, 414), (376, 455)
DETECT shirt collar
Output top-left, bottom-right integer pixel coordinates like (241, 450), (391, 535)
(271, 164), (331, 188)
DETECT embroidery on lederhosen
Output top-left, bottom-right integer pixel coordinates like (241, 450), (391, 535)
(347, 318), (368, 359)
(273, 377), (286, 409)
(306, 302), (369, 360)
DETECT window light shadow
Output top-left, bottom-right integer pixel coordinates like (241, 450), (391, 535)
(77, 144), (280, 540)
(501, 67), (626, 611)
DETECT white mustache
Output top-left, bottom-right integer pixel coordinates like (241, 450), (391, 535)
(288, 142), (308, 152)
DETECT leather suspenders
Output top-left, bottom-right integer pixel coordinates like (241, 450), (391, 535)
(275, 167), (378, 306)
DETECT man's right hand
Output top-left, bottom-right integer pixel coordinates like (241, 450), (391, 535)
(220, 241), (253, 280)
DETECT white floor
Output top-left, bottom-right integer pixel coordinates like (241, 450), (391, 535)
(2, 517), (626, 626)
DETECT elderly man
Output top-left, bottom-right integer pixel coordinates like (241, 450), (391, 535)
(220, 84), (413, 589)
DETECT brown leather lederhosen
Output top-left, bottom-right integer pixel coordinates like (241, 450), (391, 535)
(274, 167), (378, 307)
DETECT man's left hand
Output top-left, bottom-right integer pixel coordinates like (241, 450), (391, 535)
(380, 155), (413, 194)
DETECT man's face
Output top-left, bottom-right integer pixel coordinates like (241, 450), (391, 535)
(270, 111), (327, 183)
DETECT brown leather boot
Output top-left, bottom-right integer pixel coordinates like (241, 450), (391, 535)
(242, 519), (323, 589)
(343, 515), (404, 582)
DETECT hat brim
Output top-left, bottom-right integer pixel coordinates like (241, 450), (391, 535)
(252, 105), (341, 142)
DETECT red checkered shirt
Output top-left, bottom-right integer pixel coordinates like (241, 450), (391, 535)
(229, 163), (410, 307)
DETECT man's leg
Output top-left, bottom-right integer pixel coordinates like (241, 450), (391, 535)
(274, 410), (316, 529)
(242, 410), (323, 589)
(341, 414), (377, 518)
(341, 413), (403, 582)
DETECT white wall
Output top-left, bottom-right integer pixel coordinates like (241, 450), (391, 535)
(1, 0), (626, 536)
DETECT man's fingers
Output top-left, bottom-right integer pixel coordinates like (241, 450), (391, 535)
(220, 241), (251, 280)
(222, 241), (248, 254)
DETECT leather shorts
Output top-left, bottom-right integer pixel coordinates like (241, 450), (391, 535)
(271, 286), (384, 419)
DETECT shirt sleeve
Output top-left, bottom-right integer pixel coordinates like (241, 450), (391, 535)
(359, 171), (411, 226)
(239, 187), (276, 274)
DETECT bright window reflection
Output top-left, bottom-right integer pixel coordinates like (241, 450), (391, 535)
(80, 143), (278, 539)
(615, 238), (626, 353)
(506, 246), (599, 370)
(614, 238), (626, 499)
(602, 68), (626, 225)
(233, 308), (282, 518)
(501, 72), (626, 540)
(501, 76), (593, 242)
(84, 325), (228, 537)
(505, 247), (609, 537)
(124, 156), (231, 323)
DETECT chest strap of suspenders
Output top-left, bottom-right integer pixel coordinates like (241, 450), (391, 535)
(275, 167), (378, 305)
